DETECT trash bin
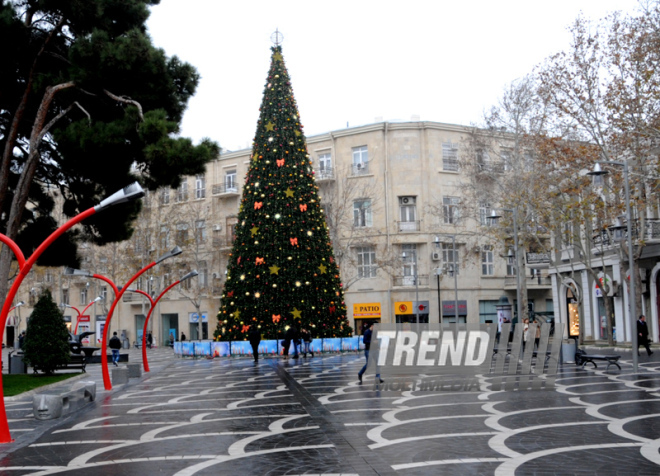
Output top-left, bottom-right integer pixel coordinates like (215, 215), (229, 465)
(561, 339), (576, 364)
(9, 351), (27, 374)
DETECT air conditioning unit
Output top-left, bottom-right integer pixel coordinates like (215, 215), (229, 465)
(356, 163), (362, 169)
(431, 251), (441, 261)
(474, 246), (481, 253)
(213, 224), (222, 231)
(212, 272), (220, 279)
(400, 197), (416, 205)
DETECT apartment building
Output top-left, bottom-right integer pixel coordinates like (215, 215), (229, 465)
(4, 120), (554, 347)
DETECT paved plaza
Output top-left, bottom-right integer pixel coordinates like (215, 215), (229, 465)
(0, 347), (659, 475)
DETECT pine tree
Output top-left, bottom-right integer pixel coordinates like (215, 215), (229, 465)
(22, 290), (71, 375)
(215, 45), (352, 341)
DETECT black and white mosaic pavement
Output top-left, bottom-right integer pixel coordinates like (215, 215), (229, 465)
(1, 348), (660, 475)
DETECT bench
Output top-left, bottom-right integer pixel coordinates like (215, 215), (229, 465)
(575, 350), (621, 371)
(33, 354), (87, 374)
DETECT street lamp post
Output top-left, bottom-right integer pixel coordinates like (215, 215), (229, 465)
(588, 161), (638, 372)
(402, 250), (419, 324)
(67, 296), (103, 334)
(489, 208), (523, 327)
(127, 270), (197, 372)
(0, 182), (144, 443)
(65, 246), (182, 390)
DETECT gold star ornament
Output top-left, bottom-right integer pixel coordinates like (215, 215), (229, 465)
(285, 188), (294, 198)
(290, 308), (302, 319)
(269, 265), (280, 275)
(265, 121), (275, 132)
(250, 227), (259, 237)
(318, 264), (327, 274)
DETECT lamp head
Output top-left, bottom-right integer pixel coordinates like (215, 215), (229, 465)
(94, 296), (103, 303)
(180, 270), (199, 282)
(94, 182), (145, 211)
(156, 246), (183, 264)
(489, 209), (502, 221)
(587, 162), (608, 176)
(64, 267), (93, 277)
(16, 301), (25, 307)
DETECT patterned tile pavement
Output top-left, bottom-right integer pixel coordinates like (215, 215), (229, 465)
(0, 346), (659, 475)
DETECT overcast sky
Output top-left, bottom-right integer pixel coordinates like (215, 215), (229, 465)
(147, 0), (641, 152)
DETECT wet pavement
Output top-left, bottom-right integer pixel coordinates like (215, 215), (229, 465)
(0, 347), (659, 475)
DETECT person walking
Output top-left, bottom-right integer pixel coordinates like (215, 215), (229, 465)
(285, 325), (300, 358)
(18, 331), (25, 349)
(147, 332), (153, 349)
(301, 328), (313, 357)
(282, 328), (291, 360)
(358, 323), (382, 384)
(637, 315), (654, 356)
(248, 324), (261, 362)
(109, 331), (122, 367)
(180, 332), (186, 342)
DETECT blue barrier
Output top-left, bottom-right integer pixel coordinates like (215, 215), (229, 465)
(173, 337), (360, 358)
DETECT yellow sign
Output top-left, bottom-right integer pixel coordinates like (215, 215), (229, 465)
(353, 303), (381, 318)
(394, 301), (413, 315)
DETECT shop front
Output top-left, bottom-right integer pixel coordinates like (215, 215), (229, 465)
(394, 301), (429, 323)
(353, 302), (381, 334)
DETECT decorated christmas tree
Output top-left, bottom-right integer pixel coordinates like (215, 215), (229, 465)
(214, 42), (352, 341)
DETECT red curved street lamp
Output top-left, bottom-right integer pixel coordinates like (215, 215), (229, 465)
(0, 182), (145, 443)
(128, 270), (198, 372)
(65, 246), (182, 391)
(66, 296), (103, 334)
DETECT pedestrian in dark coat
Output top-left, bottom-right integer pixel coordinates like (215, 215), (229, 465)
(248, 325), (261, 362)
(637, 315), (654, 356)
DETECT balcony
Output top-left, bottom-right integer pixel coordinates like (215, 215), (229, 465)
(123, 293), (150, 304)
(398, 220), (420, 232)
(593, 218), (660, 249)
(504, 273), (552, 290)
(351, 162), (370, 176)
(314, 167), (335, 182)
(212, 183), (240, 197)
(393, 275), (429, 287)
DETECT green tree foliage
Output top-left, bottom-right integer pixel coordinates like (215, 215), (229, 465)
(22, 290), (71, 375)
(214, 46), (352, 341)
(0, 0), (219, 275)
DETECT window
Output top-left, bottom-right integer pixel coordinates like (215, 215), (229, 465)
(562, 222), (574, 247)
(357, 246), (377, 278)
(479, 300), (499, 324)
(399, 197), (416, 222)
(176, 223), (189, 245)
(442, 142), (459, 171)
(500, 149), (512, 171)
(443, 196), (460, 224)
(226, 217), (238, 243)
(100, 286), (108, 301)
(198, 261), (208, 288)
(477, 149), (490, 171)
(160, 188), (170, 205)
(160, 225), (169, 249)
(80, 287), (88, 305)
(353, 199), (373, 227)
(442, 243), (459, 274)
(176, 181), (188, 202)
(479, 201), (492, 226)
(62, 289), (69, 306)
(195, 174), (206, 199)
(352, 146), (369, 174)
(481, 245), (494, 276)
(195, 219), (207, 244)
(163, 268), (172, 288)
(402, 244), (417, 285)
(319, 153), (332, 178)
(506, 249), (516, 276)
(225, 170), (237, 192)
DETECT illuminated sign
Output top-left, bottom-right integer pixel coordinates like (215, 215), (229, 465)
(353, 303), (381, 318)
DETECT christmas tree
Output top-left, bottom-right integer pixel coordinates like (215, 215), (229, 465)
(214, 44), (352, 341)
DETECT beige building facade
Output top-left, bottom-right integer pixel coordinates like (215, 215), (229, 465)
(4, 120), (554, 347)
